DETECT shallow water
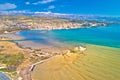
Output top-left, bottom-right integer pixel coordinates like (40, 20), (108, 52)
(18, 24), (120, 48)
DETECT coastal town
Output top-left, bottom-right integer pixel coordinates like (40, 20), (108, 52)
(0, 16), (107, 34)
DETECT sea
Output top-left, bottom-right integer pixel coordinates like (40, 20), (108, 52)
(0, 72), (10, 80)
(18, 24), (120, 48)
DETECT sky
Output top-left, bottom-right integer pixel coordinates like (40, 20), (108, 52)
(0, 0), (120, 16)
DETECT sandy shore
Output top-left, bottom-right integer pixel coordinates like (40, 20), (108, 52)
(0, 33), (24, 40)
(0, 32), (68, 52)
(0, 33), (66, 80)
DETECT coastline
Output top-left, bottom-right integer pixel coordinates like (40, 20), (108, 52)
(0, 35), (85, 80)
(0, 31), (73, 51)
(0, 24), (120, 80)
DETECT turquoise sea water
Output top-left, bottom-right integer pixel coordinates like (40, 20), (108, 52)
(18, 24), (120, 48)
(0, 72), (10, 80)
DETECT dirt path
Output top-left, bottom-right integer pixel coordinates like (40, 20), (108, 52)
(19, 66), (32, 80)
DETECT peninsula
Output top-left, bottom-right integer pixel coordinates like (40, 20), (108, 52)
(0, 16), (107, 34)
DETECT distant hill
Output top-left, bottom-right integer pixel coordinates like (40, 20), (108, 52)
(0, 15), (107, 33)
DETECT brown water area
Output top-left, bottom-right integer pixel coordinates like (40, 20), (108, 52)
(31, 44), (120, 80)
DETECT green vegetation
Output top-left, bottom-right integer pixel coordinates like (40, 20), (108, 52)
(0, 68), (14, 72)
(0, 68), (18, 79)
(0, 53), (25, 71)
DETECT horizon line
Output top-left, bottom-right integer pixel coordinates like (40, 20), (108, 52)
(0, 11), (120, 17)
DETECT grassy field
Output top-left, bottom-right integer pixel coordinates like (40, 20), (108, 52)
(32, 44), (120, 80)
(0, 38), (26, 78)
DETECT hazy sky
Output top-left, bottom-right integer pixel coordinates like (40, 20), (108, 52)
(0, 0), (120, 16)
